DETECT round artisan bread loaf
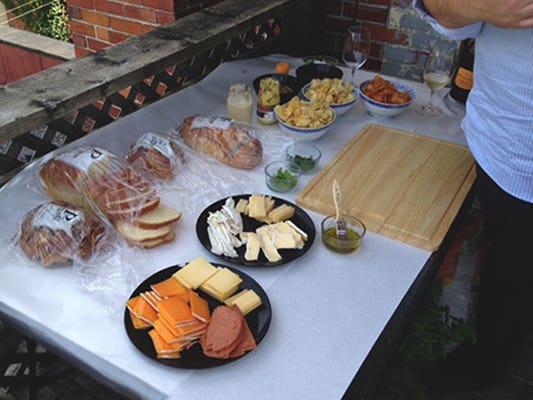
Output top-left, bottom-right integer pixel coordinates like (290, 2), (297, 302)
(126, 132), (185, 180)
(19, 201), (108, 266)
(180, 116), (262, 170)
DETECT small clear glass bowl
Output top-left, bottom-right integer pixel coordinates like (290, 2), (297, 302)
(264, 160), (302, 193)
(285, 143), (321, 174)
(321, 214), (366, 254)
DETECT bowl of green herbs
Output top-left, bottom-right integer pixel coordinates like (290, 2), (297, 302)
(264, 160), (301, 193)
(285, 143), (321, 174)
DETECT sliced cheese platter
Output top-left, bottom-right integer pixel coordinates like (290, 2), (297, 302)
(124, 260), (271, 368)
(196, 194), (316, 267)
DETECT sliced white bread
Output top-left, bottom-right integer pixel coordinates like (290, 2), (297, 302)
(116, 219), (170, 243)
(101, 187), (157, 210)
(135, 205), (182, 229)
(140, 231), (176, 250)
(107, 197), (160, 219)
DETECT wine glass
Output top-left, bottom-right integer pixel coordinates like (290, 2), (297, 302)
(342, 26), (371, 85)
(417, 45), (456, 115)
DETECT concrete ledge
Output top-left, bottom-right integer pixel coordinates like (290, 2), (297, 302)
(0, 25), (74, 61)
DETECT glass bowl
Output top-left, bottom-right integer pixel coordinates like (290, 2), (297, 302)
(285, 143), (321, 174)
(321, 214), (366, 254)
(264, 160), (302, 193)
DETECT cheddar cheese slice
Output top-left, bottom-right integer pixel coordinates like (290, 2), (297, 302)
(189, 291), (211, 323)
(148, 329), (185, 357)
(140, 291), (161, 311)
(157, 296), (196, 327)
(131, 296), (158, 324)
(151, 277), (188, 299)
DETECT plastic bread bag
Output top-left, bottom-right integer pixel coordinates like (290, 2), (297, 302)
(38, 145), (183, 250)
(178, 115), (263, 170)
(38, 146), (116, 210)
(125, 131), (186, 181)
(15, 200), (110, 267)
(73, 243), (155, 315)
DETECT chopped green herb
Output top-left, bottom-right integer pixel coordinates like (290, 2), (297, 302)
(292, 154), (316, 172)
(269, 167), (298, 191)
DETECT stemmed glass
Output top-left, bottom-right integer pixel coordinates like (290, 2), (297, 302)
(417, 45), (456, 115)
(342, 26), (371, 85)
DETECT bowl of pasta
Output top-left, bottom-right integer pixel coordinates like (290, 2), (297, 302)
(274, 97), (336, 141)
(300, 78), (358, 116)
(359, 75), (415, 118)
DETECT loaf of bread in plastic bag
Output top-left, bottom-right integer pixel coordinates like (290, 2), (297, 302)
(125, 132), (185, 180)
(19, 201), (108, 266)
(180, 116), (262, 169)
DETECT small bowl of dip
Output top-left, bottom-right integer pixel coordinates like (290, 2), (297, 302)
(321, 214), (366, 254)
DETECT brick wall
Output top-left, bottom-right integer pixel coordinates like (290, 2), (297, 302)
(0, 44), (65, 84)
(65, 0), (458, 80)
(65, 0), (224, 57)
(321, 0), (457, 81)
(0, 26), (74, 85)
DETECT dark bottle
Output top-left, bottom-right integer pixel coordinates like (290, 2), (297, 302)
(450, 39), (475, 103)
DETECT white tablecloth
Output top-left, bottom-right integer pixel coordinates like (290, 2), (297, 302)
(0, 55), (466, 400)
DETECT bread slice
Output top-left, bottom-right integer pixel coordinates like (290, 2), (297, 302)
(140, 231), (176, 250)
(107, 197), (161, 219)
(116, 220), (170, 243)
(101, 187), (157, 211)
(136, 205), (182, 229)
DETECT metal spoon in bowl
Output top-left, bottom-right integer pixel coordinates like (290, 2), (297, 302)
(332, 179), (347, 237)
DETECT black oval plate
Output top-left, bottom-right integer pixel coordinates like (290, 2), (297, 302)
(124, 263), (272, 368)
(196, 194), (316, 267)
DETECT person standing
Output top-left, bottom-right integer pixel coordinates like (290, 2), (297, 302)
(412, 0), (533, 394)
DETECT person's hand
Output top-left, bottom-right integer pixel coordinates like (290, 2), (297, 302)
(424, 0), (533, 29)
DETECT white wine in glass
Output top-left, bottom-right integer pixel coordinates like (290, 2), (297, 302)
(417, 45), (456, 115)
(342, 26), (371, 85)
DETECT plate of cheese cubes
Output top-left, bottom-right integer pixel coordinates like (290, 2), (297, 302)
(125, 257), (271, 368)
(196, 194), (316, 267)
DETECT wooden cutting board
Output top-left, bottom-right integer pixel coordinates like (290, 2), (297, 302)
(296, 124), (476, 251)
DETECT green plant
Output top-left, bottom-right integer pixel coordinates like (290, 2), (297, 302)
(399, 279), (477, 367)
(1, 0), (70, 42)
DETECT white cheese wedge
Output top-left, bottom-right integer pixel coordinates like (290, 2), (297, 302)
(259, 232), (282, 262)
(285, 220), (308, 241)
(243, 232), (261, 261)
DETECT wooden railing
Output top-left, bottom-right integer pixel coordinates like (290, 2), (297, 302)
(0, 0), (308, 184)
